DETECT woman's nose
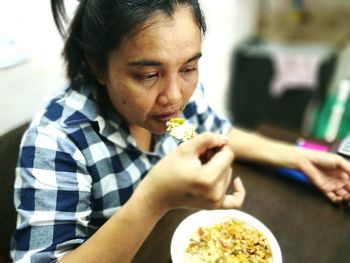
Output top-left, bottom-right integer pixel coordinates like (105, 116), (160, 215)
(157, 76), (182, 106)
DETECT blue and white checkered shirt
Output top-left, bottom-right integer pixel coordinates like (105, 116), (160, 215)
(11, 82), (232, 262)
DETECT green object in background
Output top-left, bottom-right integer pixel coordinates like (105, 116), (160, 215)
(311, 95), (350, 140)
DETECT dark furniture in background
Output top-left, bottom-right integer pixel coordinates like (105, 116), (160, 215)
(227, 38), (337, 133)
(132, 125), (350, 263)
(0, 123), (29, 263)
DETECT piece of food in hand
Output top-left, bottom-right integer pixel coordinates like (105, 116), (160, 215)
(166, 118), (197, 141)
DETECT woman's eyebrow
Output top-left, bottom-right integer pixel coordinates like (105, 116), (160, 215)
(186, 52), (202, 63)
(127, 52), (202, 67)
(127, 59), (162, 67)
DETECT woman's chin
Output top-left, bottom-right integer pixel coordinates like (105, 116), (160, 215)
(148, 124), (168, 135)
(152, 128), (167, 135)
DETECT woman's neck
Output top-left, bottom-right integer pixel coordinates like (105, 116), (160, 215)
(129, 125), (153, 152)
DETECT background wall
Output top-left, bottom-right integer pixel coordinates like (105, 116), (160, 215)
(198, 0), (259, 117)
(0, 0), (67, 135)
(268, 0), (350, 10)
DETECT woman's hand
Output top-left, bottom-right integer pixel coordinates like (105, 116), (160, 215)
(296, 148), (350, 203)
(227, 127), (350, 204)
(137, 132), (245, 214)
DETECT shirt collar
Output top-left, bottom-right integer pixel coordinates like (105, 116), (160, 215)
(59, 84), (132, 148)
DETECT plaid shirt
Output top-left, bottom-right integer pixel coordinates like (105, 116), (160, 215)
(11, 82), (231, 262)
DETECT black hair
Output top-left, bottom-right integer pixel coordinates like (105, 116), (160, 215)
(51, 0), (206, 86)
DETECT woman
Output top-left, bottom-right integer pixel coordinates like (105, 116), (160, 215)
(11, 0), (350, 262)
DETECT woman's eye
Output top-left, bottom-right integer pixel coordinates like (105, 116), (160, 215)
(181, 67), (197, 75)
(135, 73), (159, 82)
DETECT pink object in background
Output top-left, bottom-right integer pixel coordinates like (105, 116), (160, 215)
(296, 138), (329, 152)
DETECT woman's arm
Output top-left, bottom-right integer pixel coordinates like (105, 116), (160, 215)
(228, 127), (350, 202)
(59, 132), (245, 262)
(227, 127), (296, 168)
(58, 187), (166, 263)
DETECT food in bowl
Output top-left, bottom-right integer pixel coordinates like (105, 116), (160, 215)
(171, 210), (282, 263)
(166, 117), (197, 141)
(185, 219), (272, 262)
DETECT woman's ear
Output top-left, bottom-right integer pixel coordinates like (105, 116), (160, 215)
(95, 69), (107, 86)
(86, 56), (107, 85)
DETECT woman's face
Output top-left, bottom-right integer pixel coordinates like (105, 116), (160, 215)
(100, 6), (202, 134)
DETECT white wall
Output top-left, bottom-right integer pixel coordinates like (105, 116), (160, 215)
(0, 0), (65, 66)
(0, 0), (73, 135)
(198, 0), (259, 118)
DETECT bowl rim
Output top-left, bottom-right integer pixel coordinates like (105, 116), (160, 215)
(170, 209), (282, 263)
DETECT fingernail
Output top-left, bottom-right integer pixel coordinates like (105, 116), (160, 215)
(234, 177), (242, 184)
(218, 134), (228, 142)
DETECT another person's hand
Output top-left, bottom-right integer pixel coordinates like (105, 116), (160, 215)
(296, 148), (350, 203)
(138, 132), (245, 213)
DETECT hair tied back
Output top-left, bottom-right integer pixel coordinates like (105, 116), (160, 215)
(51, 0), (69, 38)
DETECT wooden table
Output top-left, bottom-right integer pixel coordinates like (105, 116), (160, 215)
(132, 126), (350, 263)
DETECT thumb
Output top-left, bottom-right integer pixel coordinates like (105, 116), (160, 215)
(221, 177), (245, 209)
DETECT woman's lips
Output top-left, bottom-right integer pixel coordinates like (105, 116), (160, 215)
(155, 112), (179, 122)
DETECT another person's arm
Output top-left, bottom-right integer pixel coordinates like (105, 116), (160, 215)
(228, 127), (350, 203)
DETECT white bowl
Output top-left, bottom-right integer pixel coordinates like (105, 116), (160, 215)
(171, 209), (282, 263)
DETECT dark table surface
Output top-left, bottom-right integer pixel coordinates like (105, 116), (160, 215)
(132, 126), (350, 263)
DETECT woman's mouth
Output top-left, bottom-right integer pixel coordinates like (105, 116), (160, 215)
(155, 112), (179, 123)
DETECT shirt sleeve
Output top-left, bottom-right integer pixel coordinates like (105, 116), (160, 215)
(183, 82), (232, 135)
(11, 122), (92, 262)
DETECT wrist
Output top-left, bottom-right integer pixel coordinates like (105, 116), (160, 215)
(130, 179), (170, 220)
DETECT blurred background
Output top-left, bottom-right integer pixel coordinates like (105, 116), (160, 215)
(1, 0), (350, 142)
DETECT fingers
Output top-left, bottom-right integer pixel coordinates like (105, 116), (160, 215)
(299, 160), (322, 186)
(335, 156), (350, 175)
(336, 188), (350, 200)
(301, 160), (350, 203)
(344, 181), (350, 193)
(221, 177), (245, 209)
(326, 158), (350, 202)
(223, 167), (233, 193)
(204, 145), (234, 176)
(327, 192), (343, 203)
(323, 185), (350, 203)
(180, 132), (228, 155)
(232, 177), (245, 196)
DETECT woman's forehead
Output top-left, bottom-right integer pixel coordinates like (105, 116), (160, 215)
(130, 5), (198, 37)
(114, 7), (202, 63)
